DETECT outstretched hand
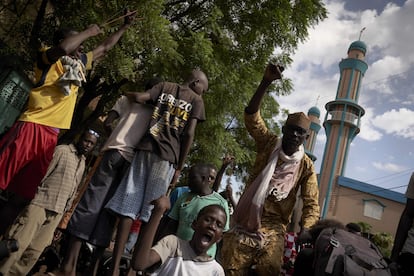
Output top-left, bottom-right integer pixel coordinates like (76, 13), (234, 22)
(222, 154), (235, 167)
(263, 63), (284, 82)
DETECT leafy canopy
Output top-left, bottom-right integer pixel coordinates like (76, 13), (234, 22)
(0, 0), (327, 187)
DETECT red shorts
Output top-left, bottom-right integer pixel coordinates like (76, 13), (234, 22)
(130, 219), (142, 233)
(0, 121), (58, 199)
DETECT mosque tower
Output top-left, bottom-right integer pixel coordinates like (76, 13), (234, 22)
(304, 106), (321, 162)
(318, 40), (368, 218)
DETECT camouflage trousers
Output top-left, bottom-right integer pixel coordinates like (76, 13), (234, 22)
(221, 227), (285, 276)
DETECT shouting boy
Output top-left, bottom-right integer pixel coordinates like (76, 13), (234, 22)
(133, 195), (226, 275)
(159, 163), (230, 258)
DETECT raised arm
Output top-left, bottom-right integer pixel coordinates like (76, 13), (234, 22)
(46, 25), (102, 63)
(92, 10), (136, 60)
(212, 155), (235, 192)
(225, 183), (237, 209)
(245, 64), (284, 114)
(132, 196), (170, 271)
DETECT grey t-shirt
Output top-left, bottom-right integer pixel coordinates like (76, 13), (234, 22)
(101, 96), (153, 162)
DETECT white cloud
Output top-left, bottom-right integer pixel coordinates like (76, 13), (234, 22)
(281, 1), (414, 139)
(277, 0), (414, 188)
(366, 56), (405, 94)
(357, 107), (383, 141)
(372, 108), (414, 139)
(365, 0), (414, 63)
(372, 161), (408, 173)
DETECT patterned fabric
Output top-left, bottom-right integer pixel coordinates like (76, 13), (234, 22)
(31, 144), (85, 213)
(19, 48), (93, 129)
(151, 235), (225, 276)
(168, 191), (230, 257)
(281, 232), (298, 276)
(243, 110), (319, 229)
(105, 151), (175, 221)
(221, 110), (319, 275)
(233, 138), (304, 234)
(221, 226), (285, 275)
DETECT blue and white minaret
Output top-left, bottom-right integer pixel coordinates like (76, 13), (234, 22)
(318, 40), (368, 218)
(304, 106), (321, 162)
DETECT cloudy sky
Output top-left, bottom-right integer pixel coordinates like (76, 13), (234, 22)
(277, 0), (414, 193)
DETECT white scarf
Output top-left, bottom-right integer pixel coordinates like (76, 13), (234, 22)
(251, 139), (304, 205)
(232, 138), (304, 233)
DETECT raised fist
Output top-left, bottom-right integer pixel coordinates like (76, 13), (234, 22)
(263, 63), (284, 82)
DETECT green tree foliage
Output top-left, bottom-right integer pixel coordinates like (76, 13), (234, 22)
(357, 221), (373, 234)
(355, 221), (393, 257)
(372, 232), (393, 258)
(0, 0), (327, 186)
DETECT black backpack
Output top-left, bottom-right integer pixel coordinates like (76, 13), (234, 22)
(313, 227), (392, 276)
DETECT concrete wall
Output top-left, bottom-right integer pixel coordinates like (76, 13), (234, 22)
(326, 186), (405, 236)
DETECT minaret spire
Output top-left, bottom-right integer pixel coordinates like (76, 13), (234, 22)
(359, 27), (366, 40)
(318, 40), (368, 218)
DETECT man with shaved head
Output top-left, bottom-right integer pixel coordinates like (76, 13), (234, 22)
(103, 69), (208, 275)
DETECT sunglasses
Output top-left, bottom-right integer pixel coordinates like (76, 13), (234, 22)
(284, 125), (308, 137)
(88, 129), (100, 138)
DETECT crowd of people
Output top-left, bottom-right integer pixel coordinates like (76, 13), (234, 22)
(1, 13), (414, 276)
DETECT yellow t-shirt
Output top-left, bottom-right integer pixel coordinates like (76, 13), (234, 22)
(19, 49), (93, 129)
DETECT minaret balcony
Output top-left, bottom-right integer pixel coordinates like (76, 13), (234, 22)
(326, 110), (359, 125)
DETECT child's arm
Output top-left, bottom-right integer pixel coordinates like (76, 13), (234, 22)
(132, 196), (170, 271)
(225, 183), (237, 209)
(212, 155), (235, 192)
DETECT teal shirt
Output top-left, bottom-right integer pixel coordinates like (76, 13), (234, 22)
(168, 191), (230, 257)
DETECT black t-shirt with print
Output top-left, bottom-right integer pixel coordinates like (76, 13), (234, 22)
(137, 82), (205, 165)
